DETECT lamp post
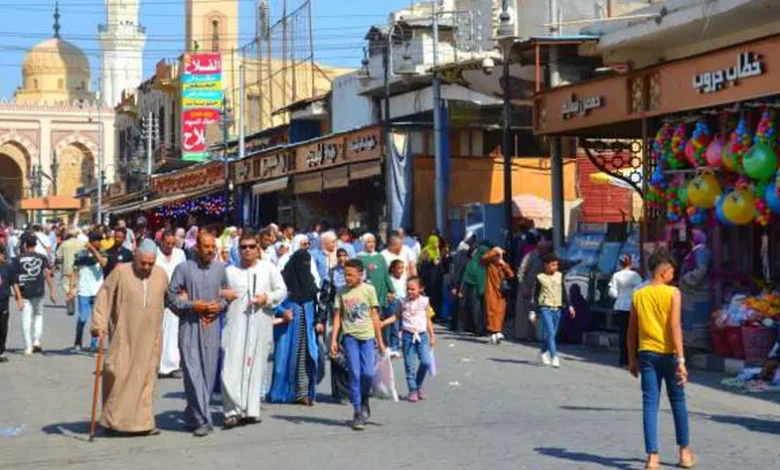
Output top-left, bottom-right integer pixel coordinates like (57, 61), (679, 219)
(497, 0), (515, 254)
(50, 149), (59, 221)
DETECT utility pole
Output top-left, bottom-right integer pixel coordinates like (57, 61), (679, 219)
(222, 96), (231, 225)
(146, 111), (154, 177)
(549, 0), (565, 252)
(432, 2), (446, 236)
(497, 0), (515, 255)
(238, 62), (246, 224)
(97, 91), (104, 225)
(383, 38), (392, 241)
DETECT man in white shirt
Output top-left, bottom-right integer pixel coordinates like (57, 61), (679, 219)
(32, 225), (51, 260)
(382, 233), (417, 279)
(156, 231), (187, 378)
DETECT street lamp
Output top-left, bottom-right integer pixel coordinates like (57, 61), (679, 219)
(496, 0), (515, 255)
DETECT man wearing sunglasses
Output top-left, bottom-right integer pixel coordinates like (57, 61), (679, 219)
(219, 230), (287, 429)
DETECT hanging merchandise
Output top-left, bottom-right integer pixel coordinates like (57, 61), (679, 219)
(743, 108), (778, 181)
(764, 178), (780, 214)
(754, 181), (771, 226)
(714, 195), (732, 226)
(685, 120), (711, 167)
(647, 165), (666, 211)
(723, 115), (752, 173)
(669, 122), (689, 169)
(722, 183), (757, 225)
(665, 175), (686, 223)
(705, 135), (726, 168)
(687, 170), (722, 209)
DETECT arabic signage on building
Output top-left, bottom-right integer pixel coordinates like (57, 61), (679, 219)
(181, 53), (223, 161)
(233, 150), (296, 185)
(297, 136), (345, 170)
(693, 51), (763, 94)
(561, 94), (603, 120)
(152, 162), (225, 195)
(345, 127), (382, 161)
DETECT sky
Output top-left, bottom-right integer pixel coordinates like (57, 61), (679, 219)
(0, 0), (413, 99)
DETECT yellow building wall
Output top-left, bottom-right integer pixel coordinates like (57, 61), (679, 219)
(413, 156), (577, 236)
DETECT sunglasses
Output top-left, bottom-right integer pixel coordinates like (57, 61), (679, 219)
(239, 244), (258, 250)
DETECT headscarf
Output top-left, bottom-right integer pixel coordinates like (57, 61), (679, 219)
(320, 231), (338, 268)
(291, 234), (309, 253)
(422, 234), (441, 261)
(462, 242), (491, 295)
(278, 234), (308, 270)
(219, 227), (237, 249)
(174, 228), (186, 249)
(282, 250), (318, 304)
(361, 233), (377, 254)
(184, 226), (199, 250)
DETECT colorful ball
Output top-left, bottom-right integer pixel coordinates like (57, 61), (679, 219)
(722, 188), (756, 225)
(743, 142), (778, 181)
(687, 172), (722, 209)
(705, 136), (725, 168)
(765, 180), (780, 214)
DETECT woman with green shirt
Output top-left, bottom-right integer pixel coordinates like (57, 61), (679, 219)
(356, 233), (394, 309)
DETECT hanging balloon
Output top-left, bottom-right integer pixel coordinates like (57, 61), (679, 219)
(743, 142), (778, 181)
(686, 120), (711, 167)
(765, 179), (780, 214)
(687, 171), (722, 209)
(723, 115), (752, 173)
(688, 208), (709, 226)
(678, 184), (689, 206)
(668, 122), (689, 169)
(754, 107), (777, 148)
(715, 195), (732, 226)
(705, 135), (725, 168)
(722, 187), (757, 225)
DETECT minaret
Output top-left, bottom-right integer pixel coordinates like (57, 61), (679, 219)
(98, 0), (146, 106)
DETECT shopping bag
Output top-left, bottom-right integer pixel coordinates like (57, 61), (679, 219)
(428, 348), (437, 377)
(371, 351), (399, 401)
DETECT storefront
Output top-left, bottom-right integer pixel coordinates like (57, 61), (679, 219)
(535, 33), (780, 357)
(233, 126), (384, 232)
(142, 162), (228, 229)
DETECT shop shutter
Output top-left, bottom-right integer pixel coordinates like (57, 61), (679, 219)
(294, 172), (323, 194)
(323, 166), (349, 189)
(349, 161), (381, 181)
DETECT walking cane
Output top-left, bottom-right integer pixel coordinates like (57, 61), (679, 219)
(88, 335), (105, 442)
(239, 274), (257, 414)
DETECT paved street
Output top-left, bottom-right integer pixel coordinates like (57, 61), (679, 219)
(1, 297), (779, 470)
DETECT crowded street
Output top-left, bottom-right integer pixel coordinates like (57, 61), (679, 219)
(0, 295), (777, 469)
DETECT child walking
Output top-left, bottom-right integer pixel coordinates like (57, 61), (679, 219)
(628, 250), (696, 470)
(530, 253), (575, 368)
(330, 259), (386, 431)
(383, 276), (435, 402)
(385, 259), (407, 357)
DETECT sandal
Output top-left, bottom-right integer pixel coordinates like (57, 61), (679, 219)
(223, 416), (239, 429)
(678, 455), (698, 468)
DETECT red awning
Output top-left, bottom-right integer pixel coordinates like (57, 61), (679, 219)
(19, 196), (82, 211)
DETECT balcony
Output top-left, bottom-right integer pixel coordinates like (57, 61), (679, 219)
(98, 23), (146, 35)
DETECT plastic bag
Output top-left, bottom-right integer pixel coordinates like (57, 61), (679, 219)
(372, 352), (399, 401)
(428, 348), (437, 377)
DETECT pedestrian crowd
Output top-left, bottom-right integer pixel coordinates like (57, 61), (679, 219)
(0, 217), (696, 468)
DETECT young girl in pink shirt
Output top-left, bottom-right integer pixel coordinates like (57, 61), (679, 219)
(383, 277), (436, 402)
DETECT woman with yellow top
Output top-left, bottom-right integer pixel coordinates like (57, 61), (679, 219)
(628, 250), (697, 470)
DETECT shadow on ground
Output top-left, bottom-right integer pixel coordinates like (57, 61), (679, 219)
(535, 447), (645, 470)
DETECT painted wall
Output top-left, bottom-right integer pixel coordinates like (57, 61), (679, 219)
(331, 73), (376, 133)
(412, 156), (577, 236)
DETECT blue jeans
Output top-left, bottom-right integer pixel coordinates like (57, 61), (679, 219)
(640, 351), (690, 454)
(401, 331), (431, 393)
(343, 335), (376, 414)
(75, 295), (98, 350)
(383, 301), (401, 351)
(539, 307), (562, 357)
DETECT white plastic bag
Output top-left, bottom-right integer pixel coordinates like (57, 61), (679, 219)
(372, 351), (399, 401)
(428, 348), (437, 377)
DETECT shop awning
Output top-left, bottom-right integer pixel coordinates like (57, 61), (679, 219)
(19, 196), (81, 211)
(139, 186), (222, 211)
(104, 199), (145, 215)
(511, 194), (583, 235)
(323, 166), (349, 190)
(350, 160), (381, 181)
(294, 173), (323, 195)
(252, 177), (289, 195)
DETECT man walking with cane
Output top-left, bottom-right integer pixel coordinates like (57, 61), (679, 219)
(90, 239), (169, 436)
(220, 230), (286, 429)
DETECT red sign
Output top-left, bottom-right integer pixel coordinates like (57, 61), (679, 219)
(182, 53), (222, 75)
(182, 109), (216, 154)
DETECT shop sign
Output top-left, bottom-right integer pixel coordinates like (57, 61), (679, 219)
(345, 127), (382, 161)
(180, 53), (223, 162)
(693, 51), (763, 94)
(300, 140), (344, 169)
(152, 163), (224, 195)
(260, 151), (295, 178)
(561, 94), (603, 120)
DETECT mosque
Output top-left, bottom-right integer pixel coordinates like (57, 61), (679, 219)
(0, 4), (128, 225)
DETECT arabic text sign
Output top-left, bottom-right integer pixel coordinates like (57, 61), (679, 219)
(561, 94), (603, 120)
(181, 53), (223, 161)
(693, 51), (763, 94)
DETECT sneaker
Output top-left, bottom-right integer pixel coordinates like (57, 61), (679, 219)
(389, 350), (401, 359)
(551, 356), (561, 368)
(23, 347), (33, 356)
(71, 345), (82, 352)
(350, 412), (365, 431)
(0, 355), (8, 363)
(418, 388), (427, 400)
(489, 334), (498, 345)
(192, 424), (212, 437)
(408, 391), (419, 403)
(496, 332), (505, 343)
(32, 345), (43, 354)
(540, 351), (551, 366)
(361, 397), (371, 420)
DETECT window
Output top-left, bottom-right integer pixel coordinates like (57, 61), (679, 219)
(211, 19), (220, 52)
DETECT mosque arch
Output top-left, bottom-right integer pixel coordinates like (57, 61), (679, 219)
(56, 142), (95, 197)
(0, 141), (30, 224)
